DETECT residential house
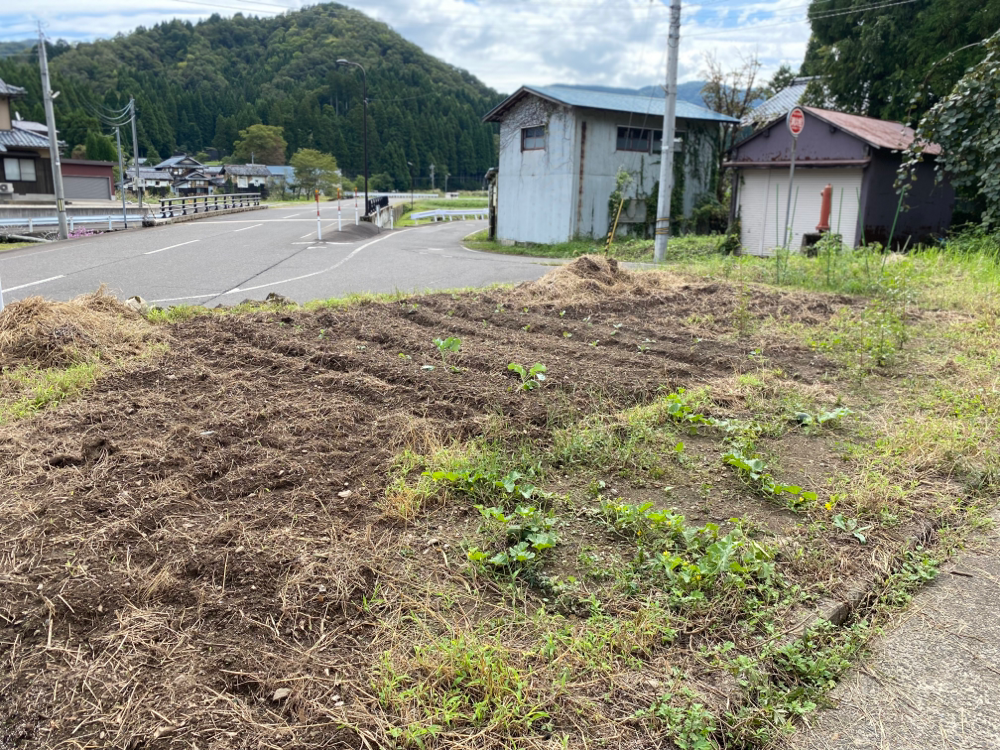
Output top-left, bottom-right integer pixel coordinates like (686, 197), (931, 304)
(122, 167), (174, 195)
(726, 106), (953, 253)
(173, 170), (214, 196)
(482, 84), (737, 244)
(154, 154), (206, 180)
(222, 164), (271, 195)
(0, 77), (55, 202)
(267, 165), (297, 196)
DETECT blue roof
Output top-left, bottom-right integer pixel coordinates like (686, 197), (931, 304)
(484, 84), (737, 124)
(744, 77), (817, 126)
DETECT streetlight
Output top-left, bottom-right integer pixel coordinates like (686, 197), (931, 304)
(337, 58), (369, 214)
(407, 161), (414, 209)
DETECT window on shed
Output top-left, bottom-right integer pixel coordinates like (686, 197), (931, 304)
(617, 127), (652, 152)
(521, 126), (546, 151)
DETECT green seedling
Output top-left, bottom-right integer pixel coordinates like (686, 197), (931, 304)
(563, 331), (573, 338)
(723, 449), (817, 509)
(508, 362), (547, 391)
(832, 513), (872, 544)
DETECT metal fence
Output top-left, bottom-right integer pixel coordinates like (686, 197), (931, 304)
(366, 195), (389, 216)
(158, 193), (261, 219)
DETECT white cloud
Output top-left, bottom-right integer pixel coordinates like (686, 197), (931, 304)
(2, 0), (812, 93)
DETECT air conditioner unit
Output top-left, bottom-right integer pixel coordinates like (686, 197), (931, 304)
(0, 183), (14, 195)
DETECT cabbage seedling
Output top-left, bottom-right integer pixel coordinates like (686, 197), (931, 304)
(509, 362), (547, 390)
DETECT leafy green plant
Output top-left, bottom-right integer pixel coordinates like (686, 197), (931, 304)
(508, 362), (547, 391)
(423, 467), (550, 507)
(831, 513), (872, 544)
(723, 450), (817, 508)
(467, 504), (560, 577)
(432, 336), (461, 364)
(637, 688), (718, 749)
(795, 406), (852, 430)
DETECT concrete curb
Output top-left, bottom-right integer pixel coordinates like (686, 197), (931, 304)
(784, 518), (936, 642)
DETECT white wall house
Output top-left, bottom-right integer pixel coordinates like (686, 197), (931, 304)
(483, 85), (737, 245)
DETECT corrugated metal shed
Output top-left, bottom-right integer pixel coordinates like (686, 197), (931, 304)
(0, 127), (51, 152)
(484, 84), (738, 124)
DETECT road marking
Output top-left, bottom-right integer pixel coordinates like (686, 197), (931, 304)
(224, 231), (402, 296)
(284, 212), (302, 218)
(232, 223), (263, 232)
(5, 274), (65, 292)
(145, 239), (200, 255)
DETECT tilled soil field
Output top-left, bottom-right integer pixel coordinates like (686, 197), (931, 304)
(0, 258), (932, 749)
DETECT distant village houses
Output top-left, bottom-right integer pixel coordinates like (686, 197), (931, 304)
(483, 84), (738, 245)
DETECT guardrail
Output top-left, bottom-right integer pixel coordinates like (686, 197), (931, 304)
(409, 208), (489, 222)
(348, 192), (439, 200)
(159, 193), (261, 219)
(0, 214), (147, 232)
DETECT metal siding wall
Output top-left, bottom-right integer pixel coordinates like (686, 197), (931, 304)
(739, 168), (863, 255)
(496, 99), (576, 244)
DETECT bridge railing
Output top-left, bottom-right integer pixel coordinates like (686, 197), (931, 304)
(159, 193), (261, 219)
(0, 214), (147, 232)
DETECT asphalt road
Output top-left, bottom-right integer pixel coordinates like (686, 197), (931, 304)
(0, 204), (553, 306)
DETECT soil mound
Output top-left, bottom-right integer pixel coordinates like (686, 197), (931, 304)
(0, 289), (159, 368)
(518, 254), (677, 302)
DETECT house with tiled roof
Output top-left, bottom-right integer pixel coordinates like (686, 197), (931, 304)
(222, 164), (271, 194)
(483, 84), (737, 244)
(726, 106), (953, 252)
(0, 77), (55, 202)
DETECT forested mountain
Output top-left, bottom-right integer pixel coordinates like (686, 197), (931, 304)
(0, 5), (503, 189)
(801, 0), (1000, 122)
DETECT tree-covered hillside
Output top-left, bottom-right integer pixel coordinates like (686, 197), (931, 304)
(0, 4), (503, 190)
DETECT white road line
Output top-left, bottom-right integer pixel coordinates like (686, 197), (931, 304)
(300, 230), (315, 238)
(284, 212), (302, 218)
(145, 239), (200, 255)
(232, 223), (263, 232)
(5, 274), (65, 292)
(150, 229), (407, 304)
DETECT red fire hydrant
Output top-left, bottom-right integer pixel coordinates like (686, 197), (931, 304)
(817, 183), (833, 232)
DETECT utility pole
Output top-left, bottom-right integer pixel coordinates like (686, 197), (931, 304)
(129, 97), (142, 213)
(429, 164), (436, 191)
(115, 126), (127, 228)
(38, 27), (68, 240)
(444, 172), (450, 194)
(653, 0), (682, 263)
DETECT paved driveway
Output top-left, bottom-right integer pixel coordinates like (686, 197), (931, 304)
(0, 205), (553, 306)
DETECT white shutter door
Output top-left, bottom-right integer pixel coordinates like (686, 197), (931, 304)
(741, 168), (863, 254)
(738, 169), (774, 256)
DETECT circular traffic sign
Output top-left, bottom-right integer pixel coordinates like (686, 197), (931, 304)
(787, 107), (805, 137)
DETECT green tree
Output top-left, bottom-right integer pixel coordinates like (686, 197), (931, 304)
(290, 148), (340, 196)
(764, 64), (796, 98)
(84, 131), (117, 162)
(902, 30), (1000, 227)
(232, 124), (288, 165)
(801, 0), (1000, 120)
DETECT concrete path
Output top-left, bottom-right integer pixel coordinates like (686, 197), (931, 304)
(792, 512), (1000, 750)
(0, 204), (556, 306)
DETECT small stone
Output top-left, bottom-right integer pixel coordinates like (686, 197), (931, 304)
(272, 687), (291, 702)
(338, 490), (352, 499)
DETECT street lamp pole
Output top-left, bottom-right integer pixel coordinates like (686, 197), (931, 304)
(337, 59), (368, 214)
(407, 161), (414, 209)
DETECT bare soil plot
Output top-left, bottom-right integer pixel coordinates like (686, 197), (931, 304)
(0, 258), (969, 749)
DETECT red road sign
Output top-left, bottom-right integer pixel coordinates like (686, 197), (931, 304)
(787, 107), (805, 137)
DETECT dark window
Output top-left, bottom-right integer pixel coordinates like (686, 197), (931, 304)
(521, 126), (546, 151)
(616, 127), (652, 152)
(652, 130), (663, 153)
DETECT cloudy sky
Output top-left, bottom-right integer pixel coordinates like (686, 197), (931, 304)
(0, 0), (813, 93)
